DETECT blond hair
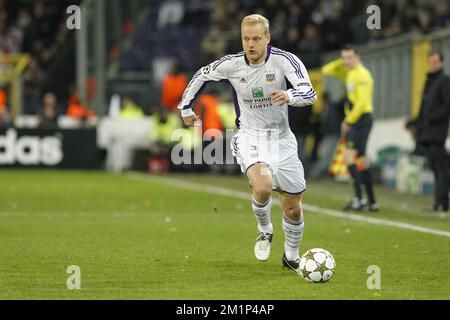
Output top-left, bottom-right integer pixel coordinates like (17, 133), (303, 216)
(241, 14), (270, 34)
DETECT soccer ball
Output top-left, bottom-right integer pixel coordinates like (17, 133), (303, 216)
(299, 248), (336, 283)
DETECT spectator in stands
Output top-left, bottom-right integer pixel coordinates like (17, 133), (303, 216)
(401, 3), (422, 32)
(38, 92), (60, 128)
(119, 97), (144, 119)
(66, 93), (95, 121)
(279, 26), (300, 54)
(161, 64), (188, 111)
(286, 3), (305, 30)
(201, 24), (227, 64)
(1, 0), (80, 115)
(0, 87), (10, 128)
(23, 58), (45, 114)
(321, 7), (352, 51)
(38, 23), (69, 70)
(0, 104), (9, 128)
(413, 51), (450, 212)
(270, 10), (288, 45)
(181, 0), (211, 28)
(298, 23), (323, 68)
(122, 0), (450, 75)
(15, 8), (33, 52)
(0, 87), (6, 109)
(150, 108), (181, 156)
(157, 0), (185, 29)
(225, 24), (243, 54)
(384, 18), (404, 39)
(422, 6), (439, 33)
(217, 98), (236, 131)
(16, 8), (32, 35)
(0, 10), (22, 54)
(436, 1), (450, 27)
(148, 104), (159, 117)
(194, 91), (223, 139)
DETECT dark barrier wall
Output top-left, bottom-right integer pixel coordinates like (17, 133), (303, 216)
(0, 128), (100, 169)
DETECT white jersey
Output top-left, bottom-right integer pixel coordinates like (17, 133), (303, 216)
(178, 46), (317, 135)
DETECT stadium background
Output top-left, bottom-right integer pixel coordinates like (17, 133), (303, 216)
(0, 0), (449, 300)
(1, 0), (449, 179)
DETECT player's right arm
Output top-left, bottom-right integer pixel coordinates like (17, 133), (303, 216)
(178, 57), (231, 127)
(321, 58), (348, 80)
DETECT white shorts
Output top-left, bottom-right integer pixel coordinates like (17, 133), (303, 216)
(231, 130), (306, 194)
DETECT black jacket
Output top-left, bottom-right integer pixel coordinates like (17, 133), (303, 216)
(416, 70), (450, 144)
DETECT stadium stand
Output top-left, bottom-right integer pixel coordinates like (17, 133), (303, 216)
(2, 0), (449, 116)
(121, 0), (450, 73)
(1, 0), (81, 114)
(1, 0), (449, 177)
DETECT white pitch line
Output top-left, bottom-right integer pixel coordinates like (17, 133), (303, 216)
(127, 173), (450, 239)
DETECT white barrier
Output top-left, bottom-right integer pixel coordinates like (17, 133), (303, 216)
(97, 117), (154, 172)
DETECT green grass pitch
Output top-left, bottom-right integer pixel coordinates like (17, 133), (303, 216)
(0, 170), (449, 299)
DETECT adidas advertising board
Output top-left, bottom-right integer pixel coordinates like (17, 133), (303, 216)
(0, 128), (99, 168)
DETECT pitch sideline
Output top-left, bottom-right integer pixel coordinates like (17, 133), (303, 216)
(127, 173), (450, 239)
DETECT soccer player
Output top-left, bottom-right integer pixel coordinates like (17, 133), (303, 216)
(177, 14), (317, 273)
(321, 45), (378, 212)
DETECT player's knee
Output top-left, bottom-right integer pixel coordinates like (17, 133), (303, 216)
(253, 183), (273, 202)
(283, 205), (301, 221)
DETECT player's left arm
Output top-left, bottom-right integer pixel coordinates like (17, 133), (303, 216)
(277, 54), (317, 107)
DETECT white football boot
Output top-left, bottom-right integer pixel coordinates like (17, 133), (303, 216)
(254, 232), (273, 261)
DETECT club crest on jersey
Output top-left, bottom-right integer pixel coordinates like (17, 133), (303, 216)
(266, 72), (275, 84)
(252, 87), (264, 98)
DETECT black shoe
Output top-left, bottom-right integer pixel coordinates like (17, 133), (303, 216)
(423, 204), (448, 213)
(343, 197), (363, 212)
(363, 201), (380, 212)
(282, 253), (300, 273)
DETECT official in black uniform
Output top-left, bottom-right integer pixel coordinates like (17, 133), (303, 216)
(415, 52), (450, 212)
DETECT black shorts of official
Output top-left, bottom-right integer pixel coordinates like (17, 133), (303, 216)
(345, 113), (373, 156)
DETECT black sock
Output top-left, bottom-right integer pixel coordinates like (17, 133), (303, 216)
(361, 169), (376, 204)
(348, 164), (362, 200)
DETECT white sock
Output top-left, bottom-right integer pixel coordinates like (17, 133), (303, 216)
(282, 213), (304, 261)
(252, 196), (273, 234)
